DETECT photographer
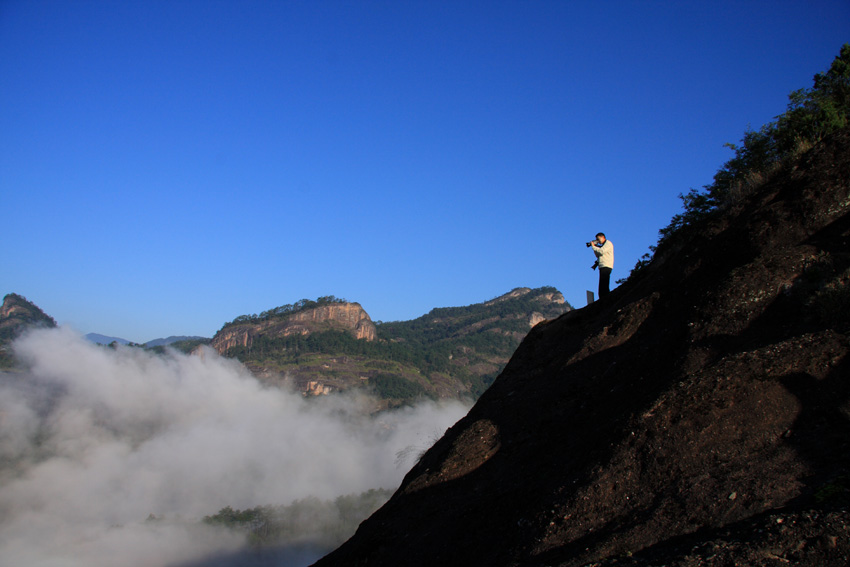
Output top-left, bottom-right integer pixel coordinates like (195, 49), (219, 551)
(587, 232), (614, 298)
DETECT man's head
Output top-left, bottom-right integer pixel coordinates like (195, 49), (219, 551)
(596, 232), (606, 244)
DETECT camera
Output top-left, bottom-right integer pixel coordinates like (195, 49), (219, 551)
(586, 240), (598, 248)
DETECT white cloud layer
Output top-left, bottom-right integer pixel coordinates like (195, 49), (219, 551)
(0, 327), (469, 567)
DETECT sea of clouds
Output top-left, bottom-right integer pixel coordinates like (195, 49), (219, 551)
(0, 327), (470, 567)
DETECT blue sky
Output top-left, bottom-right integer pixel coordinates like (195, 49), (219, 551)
(2, 1), (848, 342)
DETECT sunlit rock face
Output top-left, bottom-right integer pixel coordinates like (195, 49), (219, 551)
(210, 302), (376, 353)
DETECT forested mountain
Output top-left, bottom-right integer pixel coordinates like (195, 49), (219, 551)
(0, 287), (570, 399)
(84, 333), (132, 345)
(0, 293), (56, 369)
(212, 287), (571, 403)
(143, 335), (209, 348)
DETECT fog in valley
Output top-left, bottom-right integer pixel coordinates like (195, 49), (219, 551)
(0, 327), (470, 566)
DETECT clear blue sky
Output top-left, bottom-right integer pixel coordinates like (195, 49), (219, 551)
(2, 1), (848, 342)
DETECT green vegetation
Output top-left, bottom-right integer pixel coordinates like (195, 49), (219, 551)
(224, 287), (571, 401)
(203, 488), (393, 547)
(371, 373), (427, 400)
(627, 44), (850, 279)
(0, 293), (57, 369)
(146, 338), (212, 355)
(0, 293), (56, 342)
(168, 337), (211, 353)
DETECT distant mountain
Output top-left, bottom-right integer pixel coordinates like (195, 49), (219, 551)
(82, 334), (211, 353)
(144, 335), (208, 348)
(84, 333), (132, 345)
(211, 287), (572, 403)
(2, 289), (570, 395)
(0, 293), (57, 368)
(145, 336), (211, 354)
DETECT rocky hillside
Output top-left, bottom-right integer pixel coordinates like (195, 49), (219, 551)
(312, 128), (850, 566)
(0, 293), (56, 368)
(211, 300), (376, 353)
(214, 287), (571, 402)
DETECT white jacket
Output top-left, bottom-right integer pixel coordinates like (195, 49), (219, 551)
(592, 240), (614, 269)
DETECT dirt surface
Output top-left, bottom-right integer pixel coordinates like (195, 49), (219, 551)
(312, 128), (850, 567)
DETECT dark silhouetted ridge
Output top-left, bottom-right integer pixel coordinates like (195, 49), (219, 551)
(312, 128), (850, 566)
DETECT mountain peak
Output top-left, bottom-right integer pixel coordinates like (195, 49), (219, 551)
(1, 293), (57, 368)
(484, 286), (565, 306)
(0, 293), (56, 327)
(209, 288), (571, 402)
(210, 301), (376, 355)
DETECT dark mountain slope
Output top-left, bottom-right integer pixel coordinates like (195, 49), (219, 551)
(313, 128), (850, 566)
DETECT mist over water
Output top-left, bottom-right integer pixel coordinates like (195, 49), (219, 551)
(0, 327), (470, 567)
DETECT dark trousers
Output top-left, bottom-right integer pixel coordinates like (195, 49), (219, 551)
(598, 267), (612, 298)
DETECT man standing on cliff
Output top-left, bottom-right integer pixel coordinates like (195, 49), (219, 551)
(588, 232), (614, 298)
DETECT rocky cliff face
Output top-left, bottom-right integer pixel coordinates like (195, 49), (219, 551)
(313, 129), (850, 566)
(211, 302), (375, 355)
(0, 293), (56, 368)
(213, 288), (571, 403)
(288, 303), (377, 341)
(0, 293), (56, 331)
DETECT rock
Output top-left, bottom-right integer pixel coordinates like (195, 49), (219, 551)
(210, 302), (376, 354)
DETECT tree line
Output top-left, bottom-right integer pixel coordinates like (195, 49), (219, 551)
(627, 44), (850, 278)
(203, 488), (393, 547)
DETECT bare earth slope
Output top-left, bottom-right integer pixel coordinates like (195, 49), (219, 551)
(312, 127), (850, 567)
